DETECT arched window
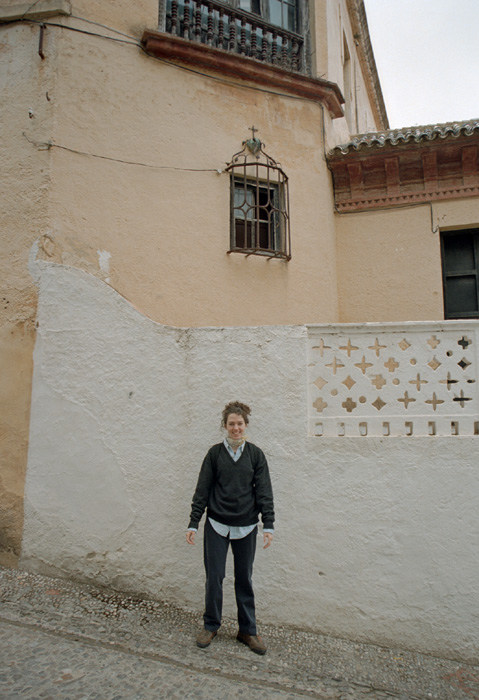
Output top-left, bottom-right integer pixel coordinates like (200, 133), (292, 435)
(226, 134), (291, 260)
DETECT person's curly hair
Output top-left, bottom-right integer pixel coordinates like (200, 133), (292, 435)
(221, 401), (251, 427)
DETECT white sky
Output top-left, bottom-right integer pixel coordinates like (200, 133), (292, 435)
(363, 0), (479, 129)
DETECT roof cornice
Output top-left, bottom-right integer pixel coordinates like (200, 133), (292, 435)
(327, 120), (479, 212)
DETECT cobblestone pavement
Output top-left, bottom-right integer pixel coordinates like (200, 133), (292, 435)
(1, 567), (478, 700)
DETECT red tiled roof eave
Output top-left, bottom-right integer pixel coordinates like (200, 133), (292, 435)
(329, 120), (479, 156)
(327, 120), (479, 212)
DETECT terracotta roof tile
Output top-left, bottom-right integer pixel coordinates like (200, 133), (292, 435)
(330, 119), (479, 156)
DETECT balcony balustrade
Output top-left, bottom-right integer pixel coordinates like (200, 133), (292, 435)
(165, 0), (304, 72)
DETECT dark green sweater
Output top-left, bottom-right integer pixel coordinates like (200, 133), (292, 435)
(188, 442), (275, 530)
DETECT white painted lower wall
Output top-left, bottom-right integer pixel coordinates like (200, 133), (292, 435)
(22, 261), (479, 663)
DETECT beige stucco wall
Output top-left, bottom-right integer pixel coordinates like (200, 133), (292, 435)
(336, 200), (479, 323)
(38, 0), (383, 329)
(48, 48), (338, 326)
(320, 0), (380, 146)
(1, 0), (385, 334)
(0, 21), (58, 562)
(22, 0), (354, 328)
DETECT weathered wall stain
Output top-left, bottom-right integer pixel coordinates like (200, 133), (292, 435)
(0, 474), (23, 561)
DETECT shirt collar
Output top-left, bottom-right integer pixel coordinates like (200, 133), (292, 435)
(223, 437), (245, 459)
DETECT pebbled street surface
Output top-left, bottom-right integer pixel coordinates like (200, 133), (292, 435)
(1, 566), (478, 700)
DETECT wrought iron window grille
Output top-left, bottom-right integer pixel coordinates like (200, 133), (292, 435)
(225, 134), (291, 260)
(165, 0), (304, 73)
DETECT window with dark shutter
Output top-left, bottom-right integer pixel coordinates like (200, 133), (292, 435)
(441, 228), (479, 318)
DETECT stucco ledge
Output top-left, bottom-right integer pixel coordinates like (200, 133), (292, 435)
(0, 1), (71, 22)
(141, 29), (345, 118)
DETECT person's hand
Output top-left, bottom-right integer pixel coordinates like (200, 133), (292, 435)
(263, 532), (273, 549)
(186, 530), (196, 545)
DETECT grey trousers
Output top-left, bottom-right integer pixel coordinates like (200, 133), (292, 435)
(203, 518), (258, 635)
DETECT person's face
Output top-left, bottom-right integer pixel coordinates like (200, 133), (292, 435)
(226, 413), (246, 440)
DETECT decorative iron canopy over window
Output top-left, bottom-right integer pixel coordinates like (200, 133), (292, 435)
(226, 130), (291, 260)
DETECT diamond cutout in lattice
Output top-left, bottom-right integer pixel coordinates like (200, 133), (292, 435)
(458, 357), (471, 370)
(342, 374), (356, 391)
(398, 338), (411, 351)
(372, 396), (386, 411)
(342, 375), (356, 390)
(313, 376), (327, 391)
(428, 356), (441, 371)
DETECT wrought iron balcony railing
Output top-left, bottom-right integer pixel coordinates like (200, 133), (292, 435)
(165, 0), (304, 73)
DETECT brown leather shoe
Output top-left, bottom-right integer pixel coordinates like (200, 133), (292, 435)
(236, 632), (267, 655)
(196, 628), (217, 648)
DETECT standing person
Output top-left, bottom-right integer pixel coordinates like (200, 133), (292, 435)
(186, 401), (274, 655)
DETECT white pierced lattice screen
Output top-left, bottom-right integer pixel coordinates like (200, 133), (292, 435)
(308, 322), (479, 437)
